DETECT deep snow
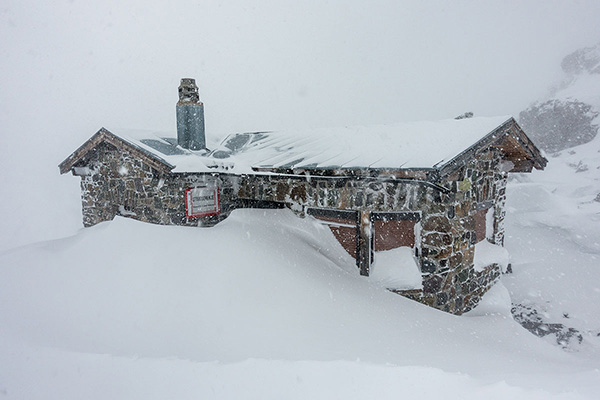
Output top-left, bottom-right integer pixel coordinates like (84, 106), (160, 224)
(1, 124), (599, 398)
(0, 206), (599, 399)
(2, 3), (600, 397)
(2, 52), (600, 399)
(503, 133), (600, 352)
(501, 50), (600, 353)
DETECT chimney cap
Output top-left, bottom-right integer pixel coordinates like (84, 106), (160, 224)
(178, 78), (200, 104)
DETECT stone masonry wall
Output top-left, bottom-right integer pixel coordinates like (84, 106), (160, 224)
(235, 174), (442, 214)
(406, 148), (508, 314)
(77, 142), (233, 227)
(74, 142), (509, 315)
(234, 148), (509, 315)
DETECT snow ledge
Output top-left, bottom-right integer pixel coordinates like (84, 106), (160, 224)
(473, 240), (509, 273)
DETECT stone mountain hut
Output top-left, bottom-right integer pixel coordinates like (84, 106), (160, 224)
(59, 78), (547, 314)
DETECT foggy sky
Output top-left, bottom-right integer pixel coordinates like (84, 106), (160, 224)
(1, 0), (599, 250)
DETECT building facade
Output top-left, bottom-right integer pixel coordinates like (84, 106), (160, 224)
(60, 78), (547, 314)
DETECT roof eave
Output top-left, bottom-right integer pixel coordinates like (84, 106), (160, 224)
(252, 166), (434, 180)
(58, 127), (175, 175)
(437, 117), (548, 178)
(506, 121), (548, 171)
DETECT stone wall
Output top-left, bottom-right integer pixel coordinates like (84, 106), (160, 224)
(235, 174), (442, 214)
(76, 142), (232, 227)
(234, 148), (508, 315)
(74, 142), (509, 315)
(406, 148), (508, 314)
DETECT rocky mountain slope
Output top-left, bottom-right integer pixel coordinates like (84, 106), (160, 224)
(509, 42), (600, 350)
(519, 42), (600, 153)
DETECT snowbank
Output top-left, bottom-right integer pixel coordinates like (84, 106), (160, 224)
(1, 336), (593, 400)
(1, 209), (599, 398)
(473, 240), (510, 272)
(369, 246), (422, 290)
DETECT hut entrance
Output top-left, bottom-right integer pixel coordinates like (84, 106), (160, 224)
(307, 209), (421, 272)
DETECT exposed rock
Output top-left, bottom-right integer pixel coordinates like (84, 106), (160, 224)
(519, 99), (599, 152)
(561, 42), (600, 75)
(455, 112), (474, 120)
(518, 42), (600, 153)
(511, 304), (583, 348)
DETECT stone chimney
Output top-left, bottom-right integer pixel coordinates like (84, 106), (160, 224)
(176, 78), (205, 150)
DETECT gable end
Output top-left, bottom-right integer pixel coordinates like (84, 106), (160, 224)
(58, 128), (174, 175)
(438, 118), (547, 178)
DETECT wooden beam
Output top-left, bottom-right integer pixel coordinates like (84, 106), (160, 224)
(58, 127), (174, 175)
(357, 210), (373, 276)
(509, 159), (535, 172)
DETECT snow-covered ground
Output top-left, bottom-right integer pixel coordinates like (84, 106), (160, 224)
(1, 189), (599, 398)
(2, 3), (600, 397)
(505, 52), (600, 353)
(504, 132), (600, 353)
(2, 108), (599, 397)
(1, 57), (599, 398)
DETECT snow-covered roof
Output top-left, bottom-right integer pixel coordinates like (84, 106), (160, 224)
(111, 129), (228, 173)
(212, 116), (513, 172)
(61, 115), (545, 176)
(59, 128), (227, 174)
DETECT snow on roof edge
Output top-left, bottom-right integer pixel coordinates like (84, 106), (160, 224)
(69, 116), (516, 174)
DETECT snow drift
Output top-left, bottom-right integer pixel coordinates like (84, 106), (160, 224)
(1, 209), (599, 399)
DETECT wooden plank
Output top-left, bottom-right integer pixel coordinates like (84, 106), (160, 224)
(308, 208), (360, 260)
(370, 212), (421, 221)
(509, 159), (535, 172)
(59, 128), (174, 175)
(373, 219), (416, 251)
(357, 210), (372, 276)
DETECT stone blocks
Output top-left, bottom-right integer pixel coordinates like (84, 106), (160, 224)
(75, 143), (509, 315)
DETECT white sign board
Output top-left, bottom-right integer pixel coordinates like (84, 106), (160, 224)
(185, 186), (220, 218)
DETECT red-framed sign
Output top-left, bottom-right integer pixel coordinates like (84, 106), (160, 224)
(185, 186), (220, 218)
